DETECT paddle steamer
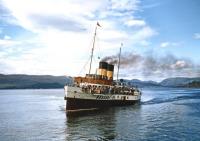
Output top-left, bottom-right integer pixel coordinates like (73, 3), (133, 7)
(64, 22), (141, 112)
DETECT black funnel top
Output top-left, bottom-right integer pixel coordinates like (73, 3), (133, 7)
(99, 62), (108, 69)
(107, 64), (114, 71)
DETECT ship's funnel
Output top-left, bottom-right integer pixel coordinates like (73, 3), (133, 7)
(98, 61), (108, 79)
(107, 64), (114, 80)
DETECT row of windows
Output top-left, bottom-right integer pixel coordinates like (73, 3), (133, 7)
(113, 96), (129, 99)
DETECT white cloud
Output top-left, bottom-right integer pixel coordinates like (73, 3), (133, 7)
(142, 3), (161, 9)
(160, 41), (181, 48)
(4, 35), (11, 40)
(194, 33), (200, 39)
(125, 19), (146, 27)
(110, 0), (140, 11)
(132, 26), (157, 41)
(0, 38), (21, 47)
(1, 0), (157, 77)
(160, 42), (170, 47)
(170, 60), (187, 69)
(100, 0), (140, 18)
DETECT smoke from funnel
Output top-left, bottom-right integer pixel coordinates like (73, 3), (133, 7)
(101, 53), (142, 67)
(101, 52), (196, 77)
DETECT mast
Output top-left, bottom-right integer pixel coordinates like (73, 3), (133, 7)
(88, 22), (100, 75)
(117, 43), (122, 81)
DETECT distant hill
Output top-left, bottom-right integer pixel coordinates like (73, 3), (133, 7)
(160, 77), (200, 87)
(183, 81), (200, 88)
(0, 74), (73, 89)
(124, 77), (200, 88)
(1, 74), (200, 89)
(185, 81), (200, 88)
(125, 79), (160, 88)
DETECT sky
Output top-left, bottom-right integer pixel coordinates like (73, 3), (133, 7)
(0, 0), (200, 81)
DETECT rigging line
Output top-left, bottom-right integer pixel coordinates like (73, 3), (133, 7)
(78, 22), (101, 76)
(78, 57), (91, 76)
(77, 25), (98, 76)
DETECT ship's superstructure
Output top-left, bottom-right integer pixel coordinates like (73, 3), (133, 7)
(64, 22), (141, 112)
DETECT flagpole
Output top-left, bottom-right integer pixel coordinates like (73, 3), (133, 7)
(117, 43), (122, 81)
(88, 22), (100, 75)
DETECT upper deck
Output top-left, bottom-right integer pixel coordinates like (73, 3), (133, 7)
(74, 76), (113, 86)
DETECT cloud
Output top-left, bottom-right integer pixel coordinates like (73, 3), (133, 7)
(160, 41), (181, 48)
(110, 0), (140, 12)
(142, 2), (161, 9)
(29, 14), (87, 32)
(194, 33), (200, 39)
(160, 42), (169, 47)
(125, 19), (146, 27)
(0, 29), (2, 34)
(0, 2), (10, 20)
(170, 60), (190, 70)
(132, 26), (157, 41)
(0, 0), (158, 77)
(3, 35), (11, 39)
(0, 1), (18, 26)
(0, 38), (20, 47)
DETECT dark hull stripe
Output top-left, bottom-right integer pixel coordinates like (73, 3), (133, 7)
(66, 97), (140, 111)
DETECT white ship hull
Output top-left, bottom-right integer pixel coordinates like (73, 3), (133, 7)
(64, 86), (141, 112)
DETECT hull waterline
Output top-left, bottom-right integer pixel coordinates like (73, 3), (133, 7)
(66, 97), (140, 112)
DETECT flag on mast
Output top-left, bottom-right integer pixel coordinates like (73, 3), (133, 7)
(97, 22), (101, 27)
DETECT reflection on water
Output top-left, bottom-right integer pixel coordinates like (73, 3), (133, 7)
(66, 108), (118, 141)
(0, 88), (200, 141)
(65, 105), (142, 141)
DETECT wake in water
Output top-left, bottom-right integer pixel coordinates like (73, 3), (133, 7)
(142, 90), (200, 105)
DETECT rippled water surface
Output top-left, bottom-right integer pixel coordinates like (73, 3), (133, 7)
(0, 88), (200, 141)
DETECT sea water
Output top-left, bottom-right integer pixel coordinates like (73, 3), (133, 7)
(0, 88), (200, 141)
